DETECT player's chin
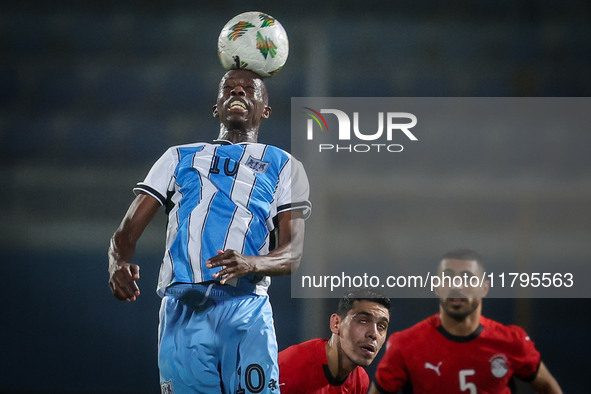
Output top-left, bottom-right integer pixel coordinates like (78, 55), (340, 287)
(443, 303), (475, 320)
(355, 356), (374, 367)
(225, 117), (254, 131)
(225, 114), (248, 125)
(355, 350), (377, 365)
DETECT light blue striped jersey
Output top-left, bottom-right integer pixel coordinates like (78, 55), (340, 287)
(134, 140), (311, 297)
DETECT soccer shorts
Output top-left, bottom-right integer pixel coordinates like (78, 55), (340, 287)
(158, 283), (280, 394)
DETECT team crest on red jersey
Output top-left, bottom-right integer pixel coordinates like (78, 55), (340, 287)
(489, 354), (509, 378)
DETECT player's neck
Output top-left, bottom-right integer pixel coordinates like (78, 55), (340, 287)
(325, 338), (355, 381)
(218, 125), (259, 144)
(438, 307), (482, 337)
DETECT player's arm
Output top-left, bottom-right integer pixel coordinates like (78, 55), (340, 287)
(108, 193), (161, 301)
(206, 209), (305, 283)
(529, 362), (563, 394)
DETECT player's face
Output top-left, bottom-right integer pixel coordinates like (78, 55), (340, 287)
(213, 69), (271, 131)
(435, 258), (488, 321)
(333, 300), (390, 368)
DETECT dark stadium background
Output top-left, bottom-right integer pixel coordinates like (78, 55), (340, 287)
(1, 1), (590, 393)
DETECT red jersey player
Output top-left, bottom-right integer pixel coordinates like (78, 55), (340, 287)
(369, 249), (563, 394)
(279, 288), (391, 393)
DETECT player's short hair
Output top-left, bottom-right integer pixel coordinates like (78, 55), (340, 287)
(335, 288), (391, 318)
(440, 248), (485, 272)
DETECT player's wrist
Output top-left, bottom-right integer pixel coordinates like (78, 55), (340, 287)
(247, 255), (260, 274)
(108, 261), (127, 275)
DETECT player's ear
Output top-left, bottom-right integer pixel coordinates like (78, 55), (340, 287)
(262, 105), (272, 119)
(329, 313), (341, 336)
(213, 104), (219, 118)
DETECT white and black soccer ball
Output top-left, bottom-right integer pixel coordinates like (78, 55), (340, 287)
(217, 11), (289, 78)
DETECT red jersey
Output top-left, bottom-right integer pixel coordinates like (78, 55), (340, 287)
(374, 314), (541, 394)
(279, 338), (370, 394)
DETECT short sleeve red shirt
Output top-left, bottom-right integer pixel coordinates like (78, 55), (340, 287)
(279, 338), (370, 394)
(374, 314), (541, 394)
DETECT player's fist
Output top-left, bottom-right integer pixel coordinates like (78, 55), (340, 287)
(109, 262), (141, 301)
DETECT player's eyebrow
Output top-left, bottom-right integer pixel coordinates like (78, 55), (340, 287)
(353, 311), (390, 323)
(442, 268), (477, 276)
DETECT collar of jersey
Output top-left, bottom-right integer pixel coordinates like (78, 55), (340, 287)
(213, 139), (254, 145)
(322, 363), (350, 386)
(436, 324), (484, 343)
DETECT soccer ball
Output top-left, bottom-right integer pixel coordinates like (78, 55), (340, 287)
(217, 11), (289, 78)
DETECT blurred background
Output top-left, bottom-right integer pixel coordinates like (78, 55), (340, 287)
(1, 0), (590, 393)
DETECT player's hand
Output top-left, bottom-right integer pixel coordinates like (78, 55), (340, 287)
(206, 250), (256, 285)
(109, 262), (141, 301)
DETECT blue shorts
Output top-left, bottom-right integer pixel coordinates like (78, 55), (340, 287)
(158, 283), (280, 394)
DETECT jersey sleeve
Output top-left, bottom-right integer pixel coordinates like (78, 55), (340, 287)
(133, 147), (178, 206)
(374, 332), (410, 394)
(510, 325), (542, 382)
(276, 155), (311, 219)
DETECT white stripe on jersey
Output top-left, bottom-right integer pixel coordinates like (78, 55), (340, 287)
(225, 144), (266, 254)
